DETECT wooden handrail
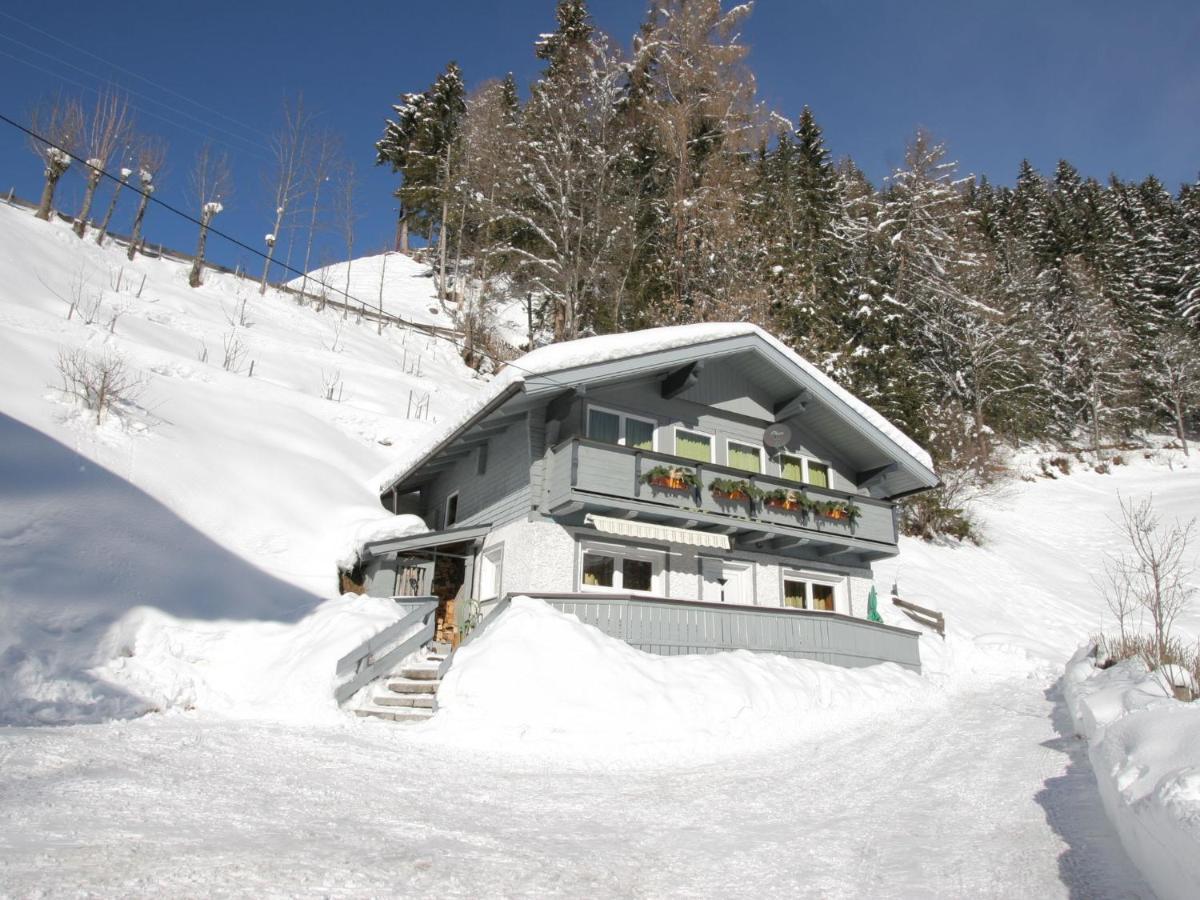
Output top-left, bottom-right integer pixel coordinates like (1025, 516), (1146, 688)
(891, 595), (945, 637)
(334, 597), (439, 705)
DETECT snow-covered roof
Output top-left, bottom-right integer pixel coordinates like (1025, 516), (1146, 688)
(374, 323), (935, 494)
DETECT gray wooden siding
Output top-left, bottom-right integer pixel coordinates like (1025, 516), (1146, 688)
(534, 593), (920, 671)
(424, 417), (531, 529)
(552, 439), (898, 547)
(580, 379), (860, 494)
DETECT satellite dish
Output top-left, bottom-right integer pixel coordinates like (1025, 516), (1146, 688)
(763, 423), (792, 449)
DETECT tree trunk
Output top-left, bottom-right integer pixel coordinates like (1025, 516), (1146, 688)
(73, 167), (103, 238)
(95, 173), (128, 245)
(300, 181), (323, 307)
(260, 205), (285, 295)
(36, 170), (62, 221)
(1175, 397), (1190, 456)
(127, 190), (151, 261)
(438, 196), (449, 305)
(189, 208), (214, 288)
(395, 207), (409, 254)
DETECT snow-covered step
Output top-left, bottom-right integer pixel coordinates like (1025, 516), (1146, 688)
(355, 706), (434, 723)
(375, 694), (435, 709)
(400, 665), (440, 681)
(387, 679), (439, 694)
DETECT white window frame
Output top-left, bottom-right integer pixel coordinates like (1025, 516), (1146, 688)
(780, 568), (844, 613)
(578, 540), (665, 596)
(698, 556), (756, 605)
(444, 491), (460, 528)
(672, 426), (714, 463)
(477, 545), (503, 601)
(778, 452), (833, 488)
(725, 438), (765, 474)
(586, 404), (658, 451)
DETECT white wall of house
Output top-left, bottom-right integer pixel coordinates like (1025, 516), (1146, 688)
(474, 518), (881, 620)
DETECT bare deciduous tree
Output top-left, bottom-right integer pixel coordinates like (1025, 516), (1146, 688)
(1104, 495), (1198, 668)
(335, 160), (360, 315)
(260, 96), (312, 295)
(56, 348), (144, 425)
(28, 93), (84, 221)
(127, 137), (167, 261)
(94, 141), (135, 246)
(73, 87), (132, 238)
(188, 141), (233, 288)
(297, 131), (340, 305)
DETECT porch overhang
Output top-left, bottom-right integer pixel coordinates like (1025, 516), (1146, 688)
(584, 514), (732, 550)
(362, 523), (492, 558)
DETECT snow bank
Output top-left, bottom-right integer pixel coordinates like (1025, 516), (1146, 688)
(1063, 646), (1200, 900)
(423, 597), (934, 761)
(97, 594), (406, 725)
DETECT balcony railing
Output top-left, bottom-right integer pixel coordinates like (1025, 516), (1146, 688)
(544, 437), (898, 549)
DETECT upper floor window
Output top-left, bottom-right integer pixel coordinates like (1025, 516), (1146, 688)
(587, 406), (656, 451)
(674, 427), (713, 463)
(727, 440), (763, 474)
(445, 492), (459, 528)
(780, 453), (831, 489)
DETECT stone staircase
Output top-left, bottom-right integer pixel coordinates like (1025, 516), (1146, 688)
(354, 642), (449, 724)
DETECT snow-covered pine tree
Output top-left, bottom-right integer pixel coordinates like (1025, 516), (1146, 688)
(375, 62), (467, 277)
(490, 0), (632, 341)
(1179, 176), (1200, 328)
(629, 0), (760, 322)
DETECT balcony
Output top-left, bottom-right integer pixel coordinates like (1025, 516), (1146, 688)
(543, 438), (899, 559)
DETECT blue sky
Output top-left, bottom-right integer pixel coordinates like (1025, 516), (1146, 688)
(0, 0), (1196, 278)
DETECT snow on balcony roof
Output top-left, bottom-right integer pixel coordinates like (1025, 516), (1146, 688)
(373, 323), (933, 494)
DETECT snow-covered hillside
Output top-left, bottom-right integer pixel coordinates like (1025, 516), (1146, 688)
(0, 202), (484, 723)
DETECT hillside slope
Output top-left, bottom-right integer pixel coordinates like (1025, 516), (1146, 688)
(0, 202), (484, 723)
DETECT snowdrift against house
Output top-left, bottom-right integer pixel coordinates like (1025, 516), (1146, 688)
(1064, 647), (1200, 900)
(422, 597), (935, 760)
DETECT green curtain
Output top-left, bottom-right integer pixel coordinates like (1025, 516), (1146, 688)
(676, 430), (711, 462)
(588, 409), (619, 444)
(807, 462), (829, 488)
(626, 418), (654, 451)
(781, 455), (803, 481)
(728, 443), (761, 473)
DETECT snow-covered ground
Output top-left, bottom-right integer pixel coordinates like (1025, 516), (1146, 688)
(1, 200), (1198, 896)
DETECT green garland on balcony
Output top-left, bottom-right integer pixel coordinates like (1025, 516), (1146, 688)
(762, 487), (862, 524)
(641, 464), (701, 490)
(709, 477), (763, 500)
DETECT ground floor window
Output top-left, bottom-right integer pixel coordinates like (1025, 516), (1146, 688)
(478, 545), (503, 601)
(579, 541), (664, 594)
(782, 570), (841, 612)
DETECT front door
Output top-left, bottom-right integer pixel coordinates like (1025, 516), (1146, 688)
(700, 558), (754, 605)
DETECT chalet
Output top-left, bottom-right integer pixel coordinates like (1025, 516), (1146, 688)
(357, 323), (939, 680)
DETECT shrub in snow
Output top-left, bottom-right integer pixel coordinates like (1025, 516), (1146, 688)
(55, 347), (144, 425)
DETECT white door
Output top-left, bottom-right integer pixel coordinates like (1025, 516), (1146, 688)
(700, 558), (754, 605)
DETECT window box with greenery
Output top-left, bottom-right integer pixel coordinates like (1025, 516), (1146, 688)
(812, 498), (861, 525)
(709, 477), (762, 503)
(763, 487), (808, 514)
(642, 464), (700, 492)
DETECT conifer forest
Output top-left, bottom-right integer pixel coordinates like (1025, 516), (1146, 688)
(375, 0), (1200, 528)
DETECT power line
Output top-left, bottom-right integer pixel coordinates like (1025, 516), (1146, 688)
(0, 110), (564, 387)
(0, 9), (271, 145)
(0, 35), (273, 164)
